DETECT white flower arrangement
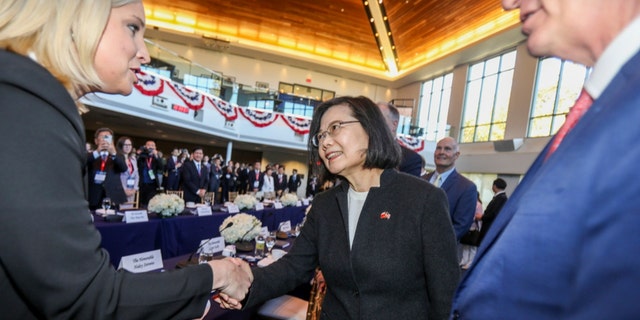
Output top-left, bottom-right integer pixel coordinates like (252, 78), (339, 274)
(147, 193), (185, 217)
(219, 213), (262, 243)
(233, 194), (258, 210)
(280, 193), (299, 207)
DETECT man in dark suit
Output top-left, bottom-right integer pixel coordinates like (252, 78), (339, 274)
(452, 1), (640, 318)
(164, 148), (182, 191)
(273, 165), (288, 197)
(137, 140), (161, 207)
(378, 101), (423, 177)
(86, 128), (127, 210)
(181, 147), (209, 203)
(478, 178), (507, 244)
(287, 169), (302, 194)
(424, 137), (477, 242)
(208, 155), (223, 202)
(247, 161), (263, 193)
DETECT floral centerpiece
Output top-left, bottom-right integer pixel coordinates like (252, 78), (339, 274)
(233, 194), (258, 210)
(147, 193), (185, 217)
(280, 193), (299, 207)
(219, 213), (262, 244)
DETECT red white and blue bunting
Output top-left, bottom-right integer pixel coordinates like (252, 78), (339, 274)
(167, 82), (205, 110)
(134, 71), (164, 96)
(397, 136), (425, 152)
(238, 108), (279, 127)
(280, 115), (311, 135)
(207, 97), (238, 121)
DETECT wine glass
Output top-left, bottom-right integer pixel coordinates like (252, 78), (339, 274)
(101, 197), (111, 215)
(265, 231), (276, 256)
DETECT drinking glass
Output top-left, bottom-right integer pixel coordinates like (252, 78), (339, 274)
(265, 231), (276, 256)
(254, 235), (265, 258)
(198, 247), (214, 264)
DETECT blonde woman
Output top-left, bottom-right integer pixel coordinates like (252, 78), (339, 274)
(0, 0), (251, 318)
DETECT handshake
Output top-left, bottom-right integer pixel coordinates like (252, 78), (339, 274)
(206, 258), (254, 309)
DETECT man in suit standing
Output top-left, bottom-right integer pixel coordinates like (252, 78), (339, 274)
(165, 148), (182, 191)
(378, 101), (423, 177)
(137, 140), (161, 207)
(425, 137), (477, 242)
(452, 1), (640, 318)
(287, 169), (302, 194)
(181, 147), (209, 204)
(273, 165), (288, 197)
(478, 178), (507, 245)
(87, 128), (127, 210)
(208, 155), (223, 202)
(248, 161), (263, 193)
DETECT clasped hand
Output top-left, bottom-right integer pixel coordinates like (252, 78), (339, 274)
(207, 258), (253, 309)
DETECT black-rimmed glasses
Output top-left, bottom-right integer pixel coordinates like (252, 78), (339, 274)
(311, 120), (360, 147)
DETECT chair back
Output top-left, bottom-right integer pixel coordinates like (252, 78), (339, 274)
(306, 270), (326, 320)
(165, 190), (184, 199)
(228, 191), (238, 202)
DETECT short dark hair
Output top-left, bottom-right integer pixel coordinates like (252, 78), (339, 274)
(493, 178), (507, 190)
(94, 127), (113, 138)
(191, 146), (204, 153)
(309, 96), (401, 181)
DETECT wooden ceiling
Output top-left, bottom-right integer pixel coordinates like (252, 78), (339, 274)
(142, 0), (520, 80)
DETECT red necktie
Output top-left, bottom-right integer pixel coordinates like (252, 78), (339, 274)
(546, 89), (593, 159)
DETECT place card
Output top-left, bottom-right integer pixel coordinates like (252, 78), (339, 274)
(296, 200), (302, 207)
(255, 202), (264, 211)
(274, 202), (284, 209)
(226, 203), (240, 214)
(302, 199), (310, 206)
(196, 206), (212, 216)
(118, 249), (163, 273)
(125, 210), (148, 223)
(279, 220), (292, 232)
(200, 236), (225, 254)
(119, 203), (134, 210)
(260, 226), (269, 236)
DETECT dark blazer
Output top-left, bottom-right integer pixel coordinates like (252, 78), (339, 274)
(274, 173), (288, 193)
(399, 145), (423, 177)
(87, 152), (128, 207)
(208, 164), (223, 193)
(181, 160), (210, 203)
(0, 50), (211, 319)
(247, 169), (263, 191)
(164, 155), (182, 190)
(452, 50), (640, 319)
(287, 174), (302, 192)
(478, 191), (507, 244)
(246, 169), (459, 319)
(425, 170), (477, 240)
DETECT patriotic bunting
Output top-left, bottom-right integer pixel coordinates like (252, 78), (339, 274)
(167, 82), (205, 110)
(207, 97), (238, 121)
(280, 115), (311, 135)
(397, 136), (425, 152)
(133, 71), (164, 96)
(238, 108), (279, 127)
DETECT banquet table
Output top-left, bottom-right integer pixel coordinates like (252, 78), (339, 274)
(94, 205), (307, 267)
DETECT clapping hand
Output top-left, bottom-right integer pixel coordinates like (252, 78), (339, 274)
(207, 258), (253, 309)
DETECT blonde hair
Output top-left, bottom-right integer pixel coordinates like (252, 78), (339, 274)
(0, 0), (141, 101)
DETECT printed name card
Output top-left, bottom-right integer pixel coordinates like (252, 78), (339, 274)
(226, 204), (240, 214)
(261, 226), (269, 236)
(125, 210), (149, 223)
(296, 200), (302, 207)
(302, 199), (310, 206)
(196, 206), (213, 216)
(279, 220), (292, 232)
(274, 202), (284, 209)
(200, 236), (225, 254)
(255, 202), (264, 211)
(118, 249), (163, 273)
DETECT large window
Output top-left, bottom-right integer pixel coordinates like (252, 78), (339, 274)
(460, 50), (516, 143)
(528, 58), (590, 137)
(183, 74), (220, 96)
(418, 73), (453, 141)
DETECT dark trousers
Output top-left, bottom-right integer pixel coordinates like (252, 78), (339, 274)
(139, 183), (158, 207)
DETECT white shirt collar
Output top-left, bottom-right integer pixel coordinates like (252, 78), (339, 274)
(585, 16), (640, 99)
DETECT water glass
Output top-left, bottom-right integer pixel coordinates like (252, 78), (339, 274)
(265, 232), (276, 255)
(254, 235), (265, 258)
(101, 197), (112, 214)
(198, 247), (214, 264)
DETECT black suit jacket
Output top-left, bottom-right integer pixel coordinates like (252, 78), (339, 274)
(245, 169), (459, 319)
(274, 173), (288, 192)
(399, 145), (423, 177)
(247, 170), (264, 191)
(87, 152), (127, 207)
(0, 50), (212, 319)
(287, 174), (301, 192)
(181, 160), (210, 203)
(478, 192), (507, 244)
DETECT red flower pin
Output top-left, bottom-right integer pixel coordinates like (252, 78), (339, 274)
(380, 211), (391, 220)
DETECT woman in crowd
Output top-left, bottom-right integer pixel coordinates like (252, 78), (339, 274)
(0, 0), (251, 318)
(235, 96), (459, 319)
(116, 136), (139, 204)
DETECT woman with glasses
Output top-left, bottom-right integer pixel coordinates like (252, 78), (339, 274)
(116, 136), (139, 204)
(235, 96), (459, 319)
